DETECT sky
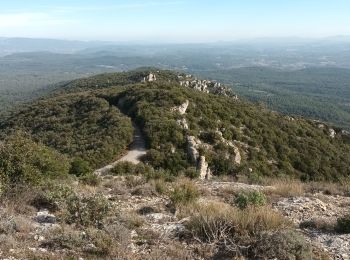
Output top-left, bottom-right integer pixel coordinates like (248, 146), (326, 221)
(0, 0), (350, 42)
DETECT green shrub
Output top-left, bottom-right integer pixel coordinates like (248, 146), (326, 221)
(69, 158), (92, 177)
(169, 180), (199, 206)
(111, 162), (136, 175)
(184, 167), (199, 179)
(234, 191), (266, 209)
(0, 132), (69, 186)
(252, 230), (314, 259)
(66, 194), (110, 227)
(80, 173), (100, 186)
(336, 215), (350, 234)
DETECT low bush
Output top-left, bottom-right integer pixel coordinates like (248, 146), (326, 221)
(0, 132), (70, 186)
(251, 230), (314, 259)
(186, 201), (290, 256)
(234, 191), (266, 209)
(65, 194), (110, 227)
(169, 180), (199, 206)
(69, 158), (92, 177)
(335, 215), (350, 234)
(300, 218), (336, 232)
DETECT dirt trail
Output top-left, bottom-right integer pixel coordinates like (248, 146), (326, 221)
(94, 123), (147, 175)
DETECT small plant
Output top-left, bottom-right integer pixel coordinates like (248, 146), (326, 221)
(65, 194), (110, 227)
(184, 167), (199, 179)
(80, 173), (100, 186)
(252, 230), (314, 259)
(69, 158), (92, 177)
(169, 180), (199, 206)
(234, 191), (266, 209)
(111, 162), (136, 176)
(335, 215), (350, 234)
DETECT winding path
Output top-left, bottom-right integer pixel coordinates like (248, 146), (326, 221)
(94, 123), (147, 176)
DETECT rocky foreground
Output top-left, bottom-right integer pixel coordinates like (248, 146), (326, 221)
(1, 173), (349, 260)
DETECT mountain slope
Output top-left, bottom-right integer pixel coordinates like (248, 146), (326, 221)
(1, 69), (349, 181)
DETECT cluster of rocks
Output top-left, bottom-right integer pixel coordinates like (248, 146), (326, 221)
(171, 100), (189, 115)
(179, 75), (238, 98)
(274, 195), (350, 258)
(215, 130), (241, 165)
(318, 123), (337, 138)
(142, 72), (157, 82)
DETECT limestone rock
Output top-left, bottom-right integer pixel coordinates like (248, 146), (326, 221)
(329, 128), (336, 138)
(34, 210), (56, 224)
(171, 100), (189, 115)
(143, 72), (157, 82)
(198, 156), (211, 180)
(187, 136), (200, 163)
(176, 118), (189, 130)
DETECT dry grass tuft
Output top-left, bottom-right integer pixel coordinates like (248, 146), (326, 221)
(265, 179), (305, 198)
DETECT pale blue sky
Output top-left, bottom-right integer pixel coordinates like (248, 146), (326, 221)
(0, 0), (349, 42)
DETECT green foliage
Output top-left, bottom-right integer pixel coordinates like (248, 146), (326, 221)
(252, 230), (313, 259)
(234, 191), (266, 209)
(200, 67), (350, 130)
(66, 194), (110, 227)
(184, 167), (199, 179)
(0, 132), (69, 186)
(169, 180), (199, 206)
(1, 92), (133, 168)
(336, 215), (350, 234)
(69, 158), (92, 177)
(111, 162), (174, 182)
(1, 69), (350, 182)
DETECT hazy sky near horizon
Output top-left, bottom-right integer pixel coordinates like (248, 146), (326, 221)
(0, 0), (350, 42)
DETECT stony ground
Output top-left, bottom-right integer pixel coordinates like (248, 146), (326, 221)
(1, 175), (349, 259)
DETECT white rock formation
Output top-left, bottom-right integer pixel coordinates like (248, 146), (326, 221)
(171, 100), (189, 115)
(216, 130), (242, 165)
(329, 128), (336, 138)
(187, 136), (200, 163)
(198, 156), (211, 180)
(143, 72), (157, 82)
(176, 118), (189, 130)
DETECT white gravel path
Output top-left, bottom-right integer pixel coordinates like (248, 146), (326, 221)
(94, 124), (147, 175)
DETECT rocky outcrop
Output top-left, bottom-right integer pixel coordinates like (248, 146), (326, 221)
(198, 156), (211, 180)
(329, 128), (336, 138)
(216, 130), (241, 165)
(176, 118), (189, 130)
(186, 136), (212, 179)
(187, 136), (200, 163)
(179, 76), (237, 98)
(171, 100), (189, 115)
(143, 72), (157, 82)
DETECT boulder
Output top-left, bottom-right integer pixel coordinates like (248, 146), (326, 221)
(34, 210), (56, 224)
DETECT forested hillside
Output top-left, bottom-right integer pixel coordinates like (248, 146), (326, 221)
(1, 69), (349, 181)
(0, 92), (133, 168)
(197, 67), (350, 130)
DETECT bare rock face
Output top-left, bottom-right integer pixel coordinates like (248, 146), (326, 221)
(187, 136), (200, 163)
(143, 72), (157, 82)
(329, 128), (336, 138)
(176, 118), (189, 130)
(198, 156), (211, 180)
(216, 130), (241, 165)
(171, 100), (189, 115)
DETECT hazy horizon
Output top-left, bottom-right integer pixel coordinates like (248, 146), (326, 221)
(1, 0), (350, 42)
